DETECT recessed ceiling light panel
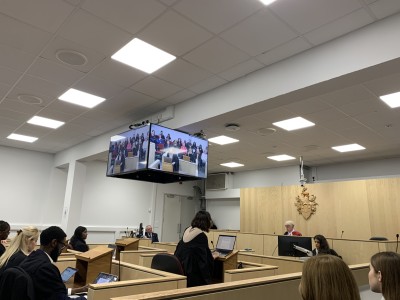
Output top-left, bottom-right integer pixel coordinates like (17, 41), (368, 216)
(58, 88), (106, 108)
(267, 154), (296, 161)
(111, 38), (176, 74)
(7, 133), (38, 143)
(259, 0), (277, 5)
(208, 135), (239, 145)
(380, 91), (400, 108)
(332, 143), (365, 152)
(273, 117), (315, 131)
(220, 162), (244, 168)
(28, 116), (65, 129)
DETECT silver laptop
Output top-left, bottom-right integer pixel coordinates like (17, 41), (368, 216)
(215, 235), (236, 257)
(61, 267), (78, 283)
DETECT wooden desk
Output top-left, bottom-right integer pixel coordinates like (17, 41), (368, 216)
(213, 250), (238, 282)
(115, 238), (139, 260)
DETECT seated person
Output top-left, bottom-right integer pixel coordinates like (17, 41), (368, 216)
(69, 226), (89, 252)
(299, 255), (360, 300)
(369, 251), (400, 300)
(0, 221), (10, 257)
(144, 225), (159, 243)
(19, 226), (88, 299)
(0, 226), (39, 274)
(283, 220), (302, 236)
(312, 234), (341, 257)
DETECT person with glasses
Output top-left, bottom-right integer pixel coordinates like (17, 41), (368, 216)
(19, 226), (88, 299)
(0, 220), (11, 257)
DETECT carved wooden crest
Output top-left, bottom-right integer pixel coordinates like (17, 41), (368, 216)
(295, 187), (318, 220)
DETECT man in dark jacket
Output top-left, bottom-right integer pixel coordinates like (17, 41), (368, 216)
(19, 226), (87, 300)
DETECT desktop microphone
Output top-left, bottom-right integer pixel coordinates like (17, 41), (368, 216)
(125, 227), (129, 237)
(396, 234), (399, 253)
(341, 231), (344, 239)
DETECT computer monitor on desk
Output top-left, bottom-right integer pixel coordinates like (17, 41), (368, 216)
(278, 236), (312, 257)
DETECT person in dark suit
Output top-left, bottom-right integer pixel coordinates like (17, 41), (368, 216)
(0, 220), (10, 257)
(312, 234), (341, 258)
(0, 226), (39, 275)
(19, 226), (87, 300)
(145, 225), (159, 243)
(69, 226), (89, 252)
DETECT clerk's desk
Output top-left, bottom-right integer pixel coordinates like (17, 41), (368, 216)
(213, 250), (238, 283)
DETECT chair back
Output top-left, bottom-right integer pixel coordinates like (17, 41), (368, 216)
(0, 266), (35, 300)
(151, 253), (184, 275)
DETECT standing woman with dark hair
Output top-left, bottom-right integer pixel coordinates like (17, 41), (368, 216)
(69, 226), (89, 252)
(312, 234), (341, 257)
(369, 251), (400, 300)
(0, 221), (10, 257)
(174, 211), (218, 287)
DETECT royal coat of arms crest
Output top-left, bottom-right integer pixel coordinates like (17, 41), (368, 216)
(295, 187), (318, 220)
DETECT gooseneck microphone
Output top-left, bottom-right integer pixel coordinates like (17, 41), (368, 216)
(396, 234), (399, 253)
(211, 240), (214, 250)
(341, 231), (344, 239)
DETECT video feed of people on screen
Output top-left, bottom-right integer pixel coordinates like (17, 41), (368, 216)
(148, 124), (208, 178)
(107, 126), (149, 175)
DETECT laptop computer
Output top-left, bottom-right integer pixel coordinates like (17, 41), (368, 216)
(215, 235), (236, 257)
(93, 272), (118, 284)
(61, 266), (78, 283)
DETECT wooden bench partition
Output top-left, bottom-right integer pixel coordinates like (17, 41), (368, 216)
(224, 262), (278, 282)
(87, 261), (186, 300)
(150, 242), (177, 253)
(120, 249), (168, 265)
(110, 263), (370, 300)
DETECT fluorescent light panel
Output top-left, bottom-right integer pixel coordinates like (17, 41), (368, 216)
(332, 143), (365, 152)
(259, 0), (277, 5)
(379, 91), (400, 108)
(111, 38), (176, 74)
(267, 154), (296, 161)
(220, 162), (244, 168)
(27, 116), (64, 129)
(273, 117), (315, 131)
(58, 88), (106, 108)
(208, 135), (239, 145)
(7, 133), (38, 143)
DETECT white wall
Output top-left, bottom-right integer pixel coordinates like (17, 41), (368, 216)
(0, 146), (66, 226)
(207, 199), (240, 230)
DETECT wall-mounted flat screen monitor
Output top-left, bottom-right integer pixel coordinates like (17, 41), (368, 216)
(278, 235), (312, 257)
(106, 123), (208, 183)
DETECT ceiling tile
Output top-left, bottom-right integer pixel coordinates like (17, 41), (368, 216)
(174, 0), (263, 34)
(256, 37), (311, 66)
(16, 123), (54, 138)
(270, 0), (362, 34)
(369, 0), (400, 19)
(0, 98), (43, 115)
(363, 72), (400, 96)
(184, 38), (250, 73)
(90, 59), (147, 88)
(0, 44), (36, 73)
(0, 14), (52, 55)
(155, 59), (212, 88)
(319, 85), (373, 107)
(0, 0), (74, 33)
(219, 59), (264, 81)
(82, 0), (166, 35)
(138, 10), (213, 56)
(28, 58), (85, 87)
(0, 66), (22, 86)
(164, 89), (197, 105)
(221, 9), (297, 56)
(188, 76), (227, 94)
(132, 77), (181, 99)
(58, 9), (132, 56)
(304, 9), (374, 45)
(73, 75), (125, 99)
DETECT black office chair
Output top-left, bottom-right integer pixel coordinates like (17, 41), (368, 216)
(369, 237), (388, 241)
(151, 253), (184, 275)
(0, 267), (35, 300)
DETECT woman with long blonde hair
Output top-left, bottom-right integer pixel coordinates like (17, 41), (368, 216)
(0, 226), (39, 273)
(299, 255), (360, 300)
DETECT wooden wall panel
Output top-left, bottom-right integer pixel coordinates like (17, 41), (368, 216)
(241, 177), (400, 240)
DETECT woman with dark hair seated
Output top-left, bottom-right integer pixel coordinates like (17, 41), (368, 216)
(69, 226), (89, 252)
(174, 211), (218, 287)
(312, 234), (341, 257)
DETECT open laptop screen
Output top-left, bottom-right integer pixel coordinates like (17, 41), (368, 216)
(216, 235), (236, 253)
(93, 272), (118, 284)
